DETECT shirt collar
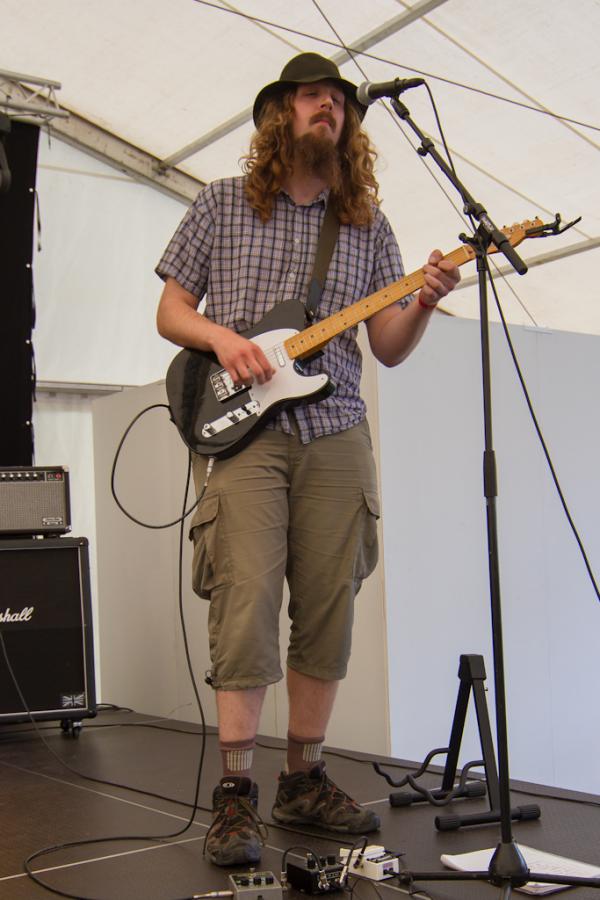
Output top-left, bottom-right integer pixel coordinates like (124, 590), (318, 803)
(280, 186), (330, 207)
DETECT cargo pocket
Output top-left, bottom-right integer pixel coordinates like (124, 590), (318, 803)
(353, 489), (381, 590)
(190, 493), (230, 600)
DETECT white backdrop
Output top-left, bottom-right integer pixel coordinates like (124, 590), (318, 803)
(379, 314), (600, 794)
(33, 135), (187, 385)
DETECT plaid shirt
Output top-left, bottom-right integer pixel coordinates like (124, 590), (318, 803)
(156, 176), (409, 443)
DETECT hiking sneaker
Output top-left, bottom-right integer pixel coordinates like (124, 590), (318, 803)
(205, 776), (267, 866)
(271, 762), (380, 833)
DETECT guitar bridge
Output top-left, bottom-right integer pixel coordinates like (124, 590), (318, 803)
(202, 400), (260, 438)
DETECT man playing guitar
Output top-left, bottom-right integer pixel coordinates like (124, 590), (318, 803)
(156, 52), (460, 867)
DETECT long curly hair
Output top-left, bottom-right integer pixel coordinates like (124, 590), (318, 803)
(242, 90), (380, 226)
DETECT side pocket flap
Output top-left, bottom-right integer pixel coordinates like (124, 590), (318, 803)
(362, 489), (381, 519)
(189, 492), (219, 539)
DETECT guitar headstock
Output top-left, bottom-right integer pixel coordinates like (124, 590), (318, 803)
(496, 217), (545, 249)
(453, 215), (576, 265)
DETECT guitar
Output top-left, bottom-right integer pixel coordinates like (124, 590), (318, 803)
(166, 218), (544, 458)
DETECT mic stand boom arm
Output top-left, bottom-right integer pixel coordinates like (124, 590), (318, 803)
(390, 96), (527, 276)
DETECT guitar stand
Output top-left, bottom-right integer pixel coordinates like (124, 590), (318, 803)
(373, 654), (541, 830)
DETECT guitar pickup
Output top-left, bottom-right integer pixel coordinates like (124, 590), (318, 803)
(211, 369), (247, 402)
(274, 346), (287, 368)
(201, 401), (260, 439)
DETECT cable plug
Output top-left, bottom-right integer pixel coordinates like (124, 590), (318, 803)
(317, 870), (330, 891)
(339, 845), (401, 881)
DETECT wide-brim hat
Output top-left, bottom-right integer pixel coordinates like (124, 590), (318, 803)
(253, 52), (368, 126)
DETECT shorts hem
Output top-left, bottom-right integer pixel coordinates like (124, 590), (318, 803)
(287, 661), (348, 682)
(212, 673), (282, 691)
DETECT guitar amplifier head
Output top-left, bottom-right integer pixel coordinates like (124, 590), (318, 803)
(0, 466), (71, 536)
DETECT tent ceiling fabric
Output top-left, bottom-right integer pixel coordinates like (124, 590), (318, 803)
(3, 0), (600, 335)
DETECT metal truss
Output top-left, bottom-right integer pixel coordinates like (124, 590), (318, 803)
(0, 67), (203, 204)
(0, 67), (68, 122)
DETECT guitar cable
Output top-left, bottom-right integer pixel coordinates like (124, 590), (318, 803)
(110, 401), (215, 530)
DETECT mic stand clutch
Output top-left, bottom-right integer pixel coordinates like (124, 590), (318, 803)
(387, 97), (600, 896)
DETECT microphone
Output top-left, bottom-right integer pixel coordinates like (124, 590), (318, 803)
(356, 77), (425, 106)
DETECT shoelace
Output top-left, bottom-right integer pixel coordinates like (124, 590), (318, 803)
(204, 795), (268, 855)
(315, 772), (357, 811)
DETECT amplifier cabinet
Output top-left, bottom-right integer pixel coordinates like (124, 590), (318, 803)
(0, 466), (71, 536)
(0, 537), (96, 724)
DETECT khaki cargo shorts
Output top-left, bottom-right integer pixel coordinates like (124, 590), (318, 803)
(190, 420), (380, 690)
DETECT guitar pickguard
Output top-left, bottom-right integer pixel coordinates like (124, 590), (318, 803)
(166, 299), (332, 457)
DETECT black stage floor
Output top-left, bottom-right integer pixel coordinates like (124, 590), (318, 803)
(1, 709), (599, 900)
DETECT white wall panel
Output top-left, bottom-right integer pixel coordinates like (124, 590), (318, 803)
(379, 315), (600, 794)
(33, 136), (187, 385)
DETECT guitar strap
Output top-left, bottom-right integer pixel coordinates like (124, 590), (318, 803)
(305, 200), (340, 322)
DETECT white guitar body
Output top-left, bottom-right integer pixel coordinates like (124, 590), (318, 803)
(200, 327), (330, 440)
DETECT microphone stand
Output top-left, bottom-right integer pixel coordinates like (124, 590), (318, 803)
(388, 95), (600, 896)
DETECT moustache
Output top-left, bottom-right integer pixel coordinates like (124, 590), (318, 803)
(309, 112), (336, 129)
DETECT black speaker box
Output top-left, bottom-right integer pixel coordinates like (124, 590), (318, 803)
(0, 537), (96, 724)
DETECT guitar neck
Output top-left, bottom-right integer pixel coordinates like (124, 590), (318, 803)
(284, 242), (477, 361)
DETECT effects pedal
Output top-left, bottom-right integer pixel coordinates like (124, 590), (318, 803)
(229, 871), (282, 900)
(339, 845), (401, 880)
(286, 856), (345, 894)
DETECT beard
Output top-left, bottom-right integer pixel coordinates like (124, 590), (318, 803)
(293, 128), (342, 191)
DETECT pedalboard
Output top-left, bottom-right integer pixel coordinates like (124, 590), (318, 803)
(339, 845), (401, 880)
(229, 871), (282, 900)
(286, 857), (345, 894)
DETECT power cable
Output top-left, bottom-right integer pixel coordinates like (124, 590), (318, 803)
(393, 0), (600, 155)
(486, 260), (600, 603)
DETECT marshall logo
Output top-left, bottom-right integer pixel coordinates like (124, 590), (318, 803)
(0, 606), (34, 623)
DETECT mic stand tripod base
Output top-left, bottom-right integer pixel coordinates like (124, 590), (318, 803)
(489, 841), (529, 887)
